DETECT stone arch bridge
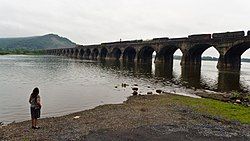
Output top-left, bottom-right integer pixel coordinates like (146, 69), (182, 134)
(46, 31), (250, 71)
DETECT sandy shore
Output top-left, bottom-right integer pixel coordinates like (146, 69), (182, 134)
(1, 94), (250, 141)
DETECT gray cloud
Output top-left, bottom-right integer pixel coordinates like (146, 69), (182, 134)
(0, 0), (250, 57)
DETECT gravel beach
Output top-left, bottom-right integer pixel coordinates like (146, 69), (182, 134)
(1, 94), (250, 141)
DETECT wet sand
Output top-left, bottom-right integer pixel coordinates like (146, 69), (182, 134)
(1, 94), (250, 141)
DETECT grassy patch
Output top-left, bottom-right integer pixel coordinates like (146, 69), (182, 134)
(167, 94), (250, 124)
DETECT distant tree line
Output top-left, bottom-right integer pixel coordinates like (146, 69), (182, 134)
(0, 48), (45, 55)
(173, 55), (250, 63)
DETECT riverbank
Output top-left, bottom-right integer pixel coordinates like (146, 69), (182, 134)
(1, 93), (250, 141)
(194, 90), (250, 107)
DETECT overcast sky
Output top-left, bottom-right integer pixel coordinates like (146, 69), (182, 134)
(0, 0), (249, 57)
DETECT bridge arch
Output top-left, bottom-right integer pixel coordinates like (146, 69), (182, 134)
(123, 47), (136, 62)
(92, 48), (99, 60)
(218, 41), (250, 71)
(62, 49), (66, 56)
(100, 47), (108, 60)
(110, 47), (122, 60)
(156, 45), (180, 64)
(200, 47), (220, 72)
(79, 49), (85, 59)
(181, 44), (219, 66)
(241, 48), (250, 71)
(66, 49), (70, 57)
(85, 48), (91, 59)
(73, 49), (79, 58)
(70, 49), (74, 57)
(225, 42), (250, 58)
(138, 46), (155, 63)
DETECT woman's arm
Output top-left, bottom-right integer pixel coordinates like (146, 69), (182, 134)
(29, 95), (32, 104)
(37, 96), (42, 108)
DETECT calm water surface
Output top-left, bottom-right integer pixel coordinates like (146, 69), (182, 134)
(0, 55), (250, 124)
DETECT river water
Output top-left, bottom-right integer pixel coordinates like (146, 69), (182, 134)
(0, 55), (250, 124)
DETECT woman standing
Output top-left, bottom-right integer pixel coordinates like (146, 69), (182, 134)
(29, 87), (42, 129)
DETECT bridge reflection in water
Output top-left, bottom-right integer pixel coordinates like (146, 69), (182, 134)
(95, 59), (247, 93)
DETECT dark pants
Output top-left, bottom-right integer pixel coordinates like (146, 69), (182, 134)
(30, 107), (40, 119)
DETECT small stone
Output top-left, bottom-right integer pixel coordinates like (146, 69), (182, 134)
(134, 84), (138, 86)
(132, 91), (138, 95)
(236, 99), (241, 103)
(140, 108), (148, 112)
(147, 85), (150, 88)
(147, 92), (153, 95)
(132, 87), (138, 91)
(156, 89), (162, 94)
(121, 83), (129, 87)
(74, 116), (80, 119)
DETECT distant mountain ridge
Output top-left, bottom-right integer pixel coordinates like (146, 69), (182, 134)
(0, 34), (76, 50)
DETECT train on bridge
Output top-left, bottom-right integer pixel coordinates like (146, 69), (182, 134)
(46, 31), (250, 71)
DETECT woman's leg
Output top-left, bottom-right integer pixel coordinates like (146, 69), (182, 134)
(32, 119), (35, 127)
(34, 119), (37, 127)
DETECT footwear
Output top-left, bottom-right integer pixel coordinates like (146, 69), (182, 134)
(32, 126), (40, 129)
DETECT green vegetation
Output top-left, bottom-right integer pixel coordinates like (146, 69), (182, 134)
(230, 91), (241, 100)
(173, 55), (218, 61)
(0, 48), (45, 55)
(129, 94), (250, 124)
(0, 34), (76, 52)
(166, 94), (250, 124)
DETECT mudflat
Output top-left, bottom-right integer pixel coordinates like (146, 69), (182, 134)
(2, 94), (250, 141)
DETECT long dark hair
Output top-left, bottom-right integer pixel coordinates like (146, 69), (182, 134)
(30, 87), (39, 103)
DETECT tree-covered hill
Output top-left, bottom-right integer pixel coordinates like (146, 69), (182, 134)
(0, 34), (76, 50)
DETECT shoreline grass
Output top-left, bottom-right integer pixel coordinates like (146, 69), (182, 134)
(165, 94), (250, 124)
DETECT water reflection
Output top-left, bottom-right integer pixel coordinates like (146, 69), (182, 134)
(99, 59), (249, 92)
(155, 63), (173, 80)
(217, 71), (241, 92)
(180, 65), (201, 89)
